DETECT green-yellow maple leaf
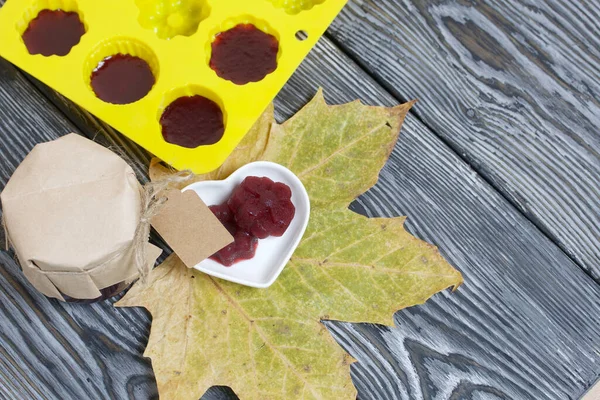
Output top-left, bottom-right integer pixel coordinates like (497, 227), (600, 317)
(116, 90), (463, 400)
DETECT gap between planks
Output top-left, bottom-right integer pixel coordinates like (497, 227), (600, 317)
(322, 29), (596, 287)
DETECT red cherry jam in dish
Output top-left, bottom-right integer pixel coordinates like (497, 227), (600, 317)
(160, 95), (225, 148)
(91, 54), (155, 104)
(22, 10), (85, 56)
(208, 176), (296, 267)
(228, 176), (295, 239)
(209, 204), (258, 266)
(210, 24), (279, 85)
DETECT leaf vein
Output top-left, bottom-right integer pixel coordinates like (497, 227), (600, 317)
(207, 276), (324, 399)
(298, 121), (388, 178)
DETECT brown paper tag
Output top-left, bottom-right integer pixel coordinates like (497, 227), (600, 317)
(151, 189), (233, 268)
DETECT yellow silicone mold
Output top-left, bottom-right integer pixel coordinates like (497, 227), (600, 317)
(0, 0), (348, 173)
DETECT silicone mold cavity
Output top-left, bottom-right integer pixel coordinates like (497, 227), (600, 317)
(84, 37), (159, 104)
(136, 0), (211, 40)
(17, 0), (87, 56)
(206, 15), (281, 84)
(158, 85), (228, 147)
(268, 0), (326, 15)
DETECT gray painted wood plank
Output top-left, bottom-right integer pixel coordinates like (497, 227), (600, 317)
(326, 0), (600, 280)
(1, 13), (600, 400)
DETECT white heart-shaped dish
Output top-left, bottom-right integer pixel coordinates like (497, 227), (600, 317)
(182, 161), (310, 288)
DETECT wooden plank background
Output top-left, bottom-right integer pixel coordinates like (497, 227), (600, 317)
(1, 1), (600, 399)
(327, 0), (600, 281)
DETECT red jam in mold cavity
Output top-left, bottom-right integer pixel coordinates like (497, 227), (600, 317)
(160, 95), (225, 148)
(210, 24), (279, 85)
(209, 176), (296, 267)
(22, 10), (85, 56)
(91, 54), (155, 105)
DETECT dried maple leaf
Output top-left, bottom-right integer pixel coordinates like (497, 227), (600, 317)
(117, 90), (463, 400)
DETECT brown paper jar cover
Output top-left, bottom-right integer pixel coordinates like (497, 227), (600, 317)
(0, 134), (162, 301)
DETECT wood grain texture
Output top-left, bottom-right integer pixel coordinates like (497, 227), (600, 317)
(327, 0), (600, 280)
(1, 13), (600, 400)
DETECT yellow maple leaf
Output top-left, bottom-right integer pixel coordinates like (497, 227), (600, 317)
(117, 89), (463, 400)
